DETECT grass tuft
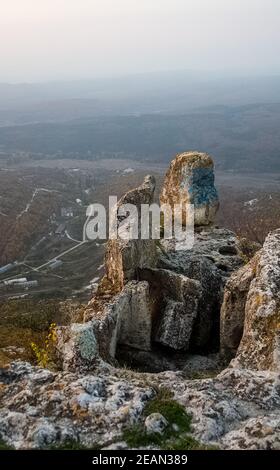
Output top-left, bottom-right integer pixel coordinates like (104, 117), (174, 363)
(122, 388), (214, 450)
(0, 439), (14, 450)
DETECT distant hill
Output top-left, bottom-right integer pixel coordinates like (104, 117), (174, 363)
(1, 72), (280, 124)
(0, 103), (280, 171)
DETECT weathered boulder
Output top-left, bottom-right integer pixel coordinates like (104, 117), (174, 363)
(56, 322), (99, 372)
(232, 229), (280, 371)
(108, 280), (153, 355)
(145, 413), (168, 435)
(160, 152), (219, 226)
(105, 175), (157, 292)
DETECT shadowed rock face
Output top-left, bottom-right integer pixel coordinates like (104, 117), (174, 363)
(220, 255), (259, 360)
(221, 229), (280, 371)
(233, 229), (280, 371)
(160, 152), (219, 226)
(139, 268), (202, 351)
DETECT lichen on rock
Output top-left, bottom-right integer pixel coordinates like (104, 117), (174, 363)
(160, 152), (219, 226)
(1, 151), (280, 451)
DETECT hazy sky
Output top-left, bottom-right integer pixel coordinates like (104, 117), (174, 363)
(1, 0), (280, 82)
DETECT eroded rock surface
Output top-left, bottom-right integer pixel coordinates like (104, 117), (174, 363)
(160, 366), (280, 450)
(159, 227), (243, 350)
(105, 175), (158, 292)
(1, 152), (279, 451)
(57, 153), (243, 369)
(1, 361), (280, 450)
(0, 362), (154, 449)
(220, 255), (259, 360)
(160, 152), (219, 226)
(140, 268), (202, 351)
(233, 229), (280, 371)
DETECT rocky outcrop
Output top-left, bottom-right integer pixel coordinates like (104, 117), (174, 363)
(0, 362), (154, 449)
(140, 268), (202, 350)
(57, 322), (99, 372)
(220, 229), (280, 371)
(57, 153), (243, 370)
(105, 175), (157, 292)
(58, 281), (153, 371)
(162, 366), (280, 450)
(159, 227), (243, 350)
(220, 255), (259, 360)
(160, 152), (219, 226)
(1, 151), (280, 451)
(1, 361), (280, 450)
(233, 230), (280, 371)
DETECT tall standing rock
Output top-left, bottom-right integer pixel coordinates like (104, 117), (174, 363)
(105, 175), (158, 292)
(160, 152), (219, 226)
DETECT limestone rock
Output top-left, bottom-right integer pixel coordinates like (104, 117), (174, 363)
(222, 416), (280, 450)
(139, 268), (201, 351)
(56, 322), (99, 372)
(220, 255), (259, 360)
(1, 362), (280, 450)
(160, 152), (219, 226)
(233, 229), (280, 371)
(105, 175), (157, 292)
(145, 413), (168, 435)
(107, 280), (153, 356)
(158, 366), (280, 449)
(0, 361), (154, 449)
(159, 227), (243, 350)
(220, 229), (280, 371)
(58, 281), (153, 369)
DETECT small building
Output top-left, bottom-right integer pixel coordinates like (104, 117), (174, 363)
(61, 207), (74, 218)
(49, 260), (62, 270)
(4, 278), (27, 286)
(21, 280), (38, 289)
(0, 263), (14, 274)
(55, 224), (66, 235)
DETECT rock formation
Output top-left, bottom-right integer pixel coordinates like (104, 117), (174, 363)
(105, 175), (157, 292)
(220, 255), (259, 360)
(1, 360), (280, 450)
(1, 151), (280, 451)
(221, 229), (280, 371)
(57, 152), (243, 370)
(159, 228), (242, 351)
(160, 152), (219, 226)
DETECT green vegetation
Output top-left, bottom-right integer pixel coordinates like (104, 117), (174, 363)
(0, 439), (14, 450)
(123, 388), (216, 450)
(0, 300), (80, 368)
(31, 323), (59, 369)
(144, 392), (192, 433)
(0, 300), (59, 331)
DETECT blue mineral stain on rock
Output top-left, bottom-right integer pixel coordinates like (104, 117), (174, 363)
(188, 168), (218, 207)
